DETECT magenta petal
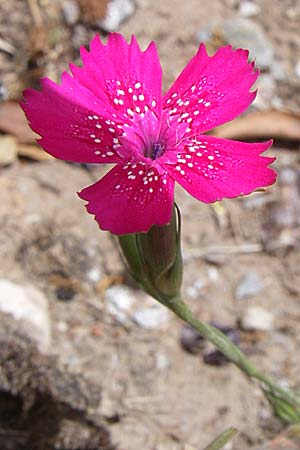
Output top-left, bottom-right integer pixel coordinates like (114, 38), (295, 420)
(21, 76), (130, 163)
(79, 163), (174, 235)
(163, 136), (276, 203)
(163, 44), (258, 134)
(70, 34), (162, 122)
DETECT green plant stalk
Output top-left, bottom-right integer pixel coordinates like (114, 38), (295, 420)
(203, 427), (238, 450)
(118, 204), (300, 424)
(158, 295), (300, 423)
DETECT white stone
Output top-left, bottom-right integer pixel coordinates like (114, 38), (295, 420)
(295, 61), (300, 79)
(105, 285), (134, 311)
(235, 271), (263, 300)
(62, 0), (80, 25)
(100, 0), (135, 32)
(241, 306), (274, 331)
(186, 279), (205, 300)
(156, 352), (170, 371)
(133, 304), (169, 329)
(86, 267), (102, 283)
(0, 279), (51, 352)
(239, 2), (260, 17)
(105, 285), (135, 325)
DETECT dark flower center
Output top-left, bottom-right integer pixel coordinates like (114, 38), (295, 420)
(151, 142), (165, 160)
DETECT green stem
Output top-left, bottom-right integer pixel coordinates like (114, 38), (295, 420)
(163, 296), (300, 421)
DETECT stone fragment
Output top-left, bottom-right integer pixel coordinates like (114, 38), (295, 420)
(239, 1), (261, 17)
(133, 304), (169, 329)
(235, 271), (263, 300)
(241, 306), (274, 331)
(0, 81), (7, 101)
(180, 324), (205, 354)
(100, 0), (135, 32)
(105, 285), (134, 311)
(62, 0), (80, 25)
(295, 60), (300, 79)
(105, 285), (134, 324)
(0, 279), (51, 352)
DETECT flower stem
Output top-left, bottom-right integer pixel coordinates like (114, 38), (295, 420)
(162, 296), (300, 423)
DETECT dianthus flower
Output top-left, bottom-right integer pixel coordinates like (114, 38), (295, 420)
(22, 33), (276, 235)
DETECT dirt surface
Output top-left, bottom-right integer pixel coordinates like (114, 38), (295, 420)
(1, 0), (300, 449)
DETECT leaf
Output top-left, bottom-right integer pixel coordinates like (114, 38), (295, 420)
(203, 427), (238, 450)
(210, 111), (300, 141)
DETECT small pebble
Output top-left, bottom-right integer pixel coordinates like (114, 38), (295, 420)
(207, 267), (219, 282)
(203, 349), (228, 366)
(0, 279), (51, 352)
(238, 2), (261, 17)
(203, 326), (240, 366)
(133, 304), (169, 329)
(100, 0), (135, 32)
(186, 279), (204, 300)
(294, 61), (300, 80)
(241, 306), (274, 331)
(86, 267), (102, 283)
(180, 324), (205, 354)
(0, 81), (7, 101)
(105, 285), (135, 325)
(55, 285), (76, 301)
(235, 271), (263, 300)
(105, 285), (134, 311)
(156, 352), (170, 371)
(62, 0), (80, 25)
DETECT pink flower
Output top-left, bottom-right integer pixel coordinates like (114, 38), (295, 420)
(22, 33), (276, 235)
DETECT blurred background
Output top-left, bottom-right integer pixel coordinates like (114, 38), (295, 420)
(0, 1), (300, 449)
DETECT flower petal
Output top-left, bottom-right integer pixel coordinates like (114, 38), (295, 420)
(79, 162), (174, 235)
(163, 44), (258, 135)
(163, 136), (276, 203)
(21, 75), (130, 163)
(70, 33), (162, 123)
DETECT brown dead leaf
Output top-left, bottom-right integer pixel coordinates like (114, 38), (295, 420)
(78, 0), (109, 25)
(0, 101), (37, 143)
(210, 110), (300, 141)
(18, 144), (53, 161)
